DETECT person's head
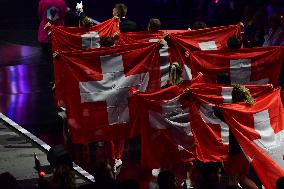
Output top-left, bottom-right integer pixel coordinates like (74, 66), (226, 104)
(232, 84), (254, 105)
(191, 21), (207, 30)
(113, 3), (127, 18)
(0, 172), (17, 189)
(80, 16), (94, 27)
(169, 62), (183, 85)
(227, 35), (243, 49)
(148, 18), (161, 32)
(157, 170), (177, 189)
(216, 72), (230, 85)
(276, 177), (284, 189)
(52, 164), (75, 189)
(100, 36), (115, 47)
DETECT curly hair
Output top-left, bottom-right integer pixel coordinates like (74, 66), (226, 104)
(232, 84), (255, 106)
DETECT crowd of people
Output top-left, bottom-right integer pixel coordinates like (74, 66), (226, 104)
(37, 0), (284, 57)
(1, 0), (281, 188)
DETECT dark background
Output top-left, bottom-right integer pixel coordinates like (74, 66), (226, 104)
(0, 0), (271, 45)
(0, 0), (270, 29)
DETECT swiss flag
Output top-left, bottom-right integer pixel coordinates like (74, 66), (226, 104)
(56, 42), (161, 144)
(170, 24), (241, 51)
(189, 101), (229, 162)
(188, 83), (274, 162)
(189, 83), (274, 104)
(117, 30), (188, 45)
(221, 88), (284, 189)
(117, 31), (193, 88)
(133, 81), (201, 169)
(132, 74), (205, 169)
(189, 47), (284, 85)
(117, 31), (165, 45)
(51, 18), (119, 51)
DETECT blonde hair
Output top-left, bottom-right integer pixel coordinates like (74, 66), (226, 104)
(232, 84), (255, 106)
(148, 18), (161, 32)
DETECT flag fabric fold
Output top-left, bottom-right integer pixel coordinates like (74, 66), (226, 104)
(133, 82), (195, 169)
(51, 18), (119, 51)
(169, 24), (241, 51)
(220, 88), (284, 189)
(187, 83), (273, 163)
(51, 19), (284, 188)
(189, 47), (284, 85)
(56, 42), (161, 143)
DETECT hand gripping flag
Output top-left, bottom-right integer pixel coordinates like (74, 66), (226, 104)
(55, 42), (161, 144)
(220, 88), (284, 189)
(188, 47), (284, 85)
(51, 18), (119, 51)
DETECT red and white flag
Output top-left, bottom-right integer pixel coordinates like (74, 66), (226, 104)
(189, 100), (230, 162)
(117, 31), (165, 45)
(189, 83), (275, 104)
(117, 30), (188, 45)
(221, 88), (284, 189)
(170, 24), (241, 51)
(133, 82), (196, 169)
(117, 31), (193, 88)
(55, 42), (161, 143)
(189, 47), (284, 85)
(188, 83), (273, 162)
(51, 18), (119, 51)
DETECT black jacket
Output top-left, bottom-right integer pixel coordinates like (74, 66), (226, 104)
(119, 18), (138, 33)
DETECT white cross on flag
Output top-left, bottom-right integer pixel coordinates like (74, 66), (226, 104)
(148, 38), (193, 87)
(118, 33), (173, 87)
(198, 41), (217, 50)
(79, 54), (149, 125)
(51, 18), (119, 52)
(58, 42), (161, 144)
(133, 82), (195, 169)
(189, 47), (284, 85)
(188, 83), (276, 163)
(221, 88), (284, 189)
(171, 24), (241, 51)
(189, 102), (230, 162)
(116, 31), (194, 87)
